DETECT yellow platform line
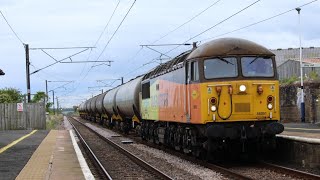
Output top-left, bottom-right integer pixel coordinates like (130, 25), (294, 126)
(285, 127), (320, 131)
(0, 130), (38, 154)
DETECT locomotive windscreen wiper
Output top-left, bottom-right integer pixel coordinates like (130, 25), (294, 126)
(217, 57), (234, 65)
(249, 56), (270, 64)
(249, 56), (259, 64)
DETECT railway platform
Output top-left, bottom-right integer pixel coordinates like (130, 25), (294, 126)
(274, 122), (320, 172)
(16, 129), (92, 180)
(278, 122), (320, 143)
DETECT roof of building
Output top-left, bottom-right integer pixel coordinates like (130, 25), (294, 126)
(270, 47), (320, 66)
(278, 58), (320, 68)
(288, 58), (320, 64)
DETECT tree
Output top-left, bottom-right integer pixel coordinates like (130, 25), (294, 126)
(0, 94), (12, 103)
(31, 91), (47, 103)
(46, 102), (53, 112)
(0, 87), (23, 103)
(73, 106), (78, 112)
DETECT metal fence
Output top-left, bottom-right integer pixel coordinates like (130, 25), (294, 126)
(0, 103), (46, 130)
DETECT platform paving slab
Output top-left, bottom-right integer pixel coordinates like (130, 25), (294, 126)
(16, 130), (85, 180)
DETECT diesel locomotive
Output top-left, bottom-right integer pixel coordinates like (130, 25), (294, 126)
(79, 38), (284, 157)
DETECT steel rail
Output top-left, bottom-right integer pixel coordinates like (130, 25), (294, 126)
(68, 118), (113, 180)
(69, 116), (173, 180)
(260, 161), (320, 180)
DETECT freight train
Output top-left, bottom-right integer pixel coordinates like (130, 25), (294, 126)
(78, 38), (284, 158)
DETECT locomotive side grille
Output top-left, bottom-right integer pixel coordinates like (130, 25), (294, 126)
(235, 103), (250, 112)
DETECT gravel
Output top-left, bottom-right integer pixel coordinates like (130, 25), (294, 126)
(131, 144), (225, 180)
(230, 166), (302, 180)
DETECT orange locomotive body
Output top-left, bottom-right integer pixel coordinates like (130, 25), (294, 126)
(140, 38), (283, 156)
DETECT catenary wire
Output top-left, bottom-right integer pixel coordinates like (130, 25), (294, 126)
(163, 0), (261, 56)
(81, 0), (137, 81)
(0, 10), (24, 45)
(94, 0), (121, 47)
(95, 0), (137, 61)
(200, 0), (319, 42)
(151, 0), (222, 44)
(78, 0), (120, 77)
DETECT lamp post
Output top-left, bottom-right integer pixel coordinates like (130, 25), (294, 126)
(296, 7), (305, 123)
(49, 90), (55, 115)
(45, 80), (48, 101)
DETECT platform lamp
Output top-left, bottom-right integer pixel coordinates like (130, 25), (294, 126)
(0, 69), (4, 76)
(296, 7), (305, 123)
(49, 90), (55, 115)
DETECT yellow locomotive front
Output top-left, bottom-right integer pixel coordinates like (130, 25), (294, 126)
(202, 56), (280, 122)
(186, 38), (284, 151)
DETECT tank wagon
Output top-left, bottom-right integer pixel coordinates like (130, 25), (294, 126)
(80, 38), (284, 157)
(95, 92), (107, 125)
(79, 102), (85, 118)
(103, 87), (119, 126)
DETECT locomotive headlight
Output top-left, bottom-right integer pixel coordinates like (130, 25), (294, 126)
(239, 85), (246, 92)
(211, 105), (217, 112)
(267, 103), (273, 110)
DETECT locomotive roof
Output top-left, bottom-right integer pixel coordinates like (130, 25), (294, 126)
(142, 50), (191, 80)
(142, 38), (274, 81)
(188, 38), (274, 59)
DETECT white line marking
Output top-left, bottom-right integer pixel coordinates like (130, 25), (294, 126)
(69, 130), (95, 180)
(285, 127), (320, 131)
(277, 134), (320, 144)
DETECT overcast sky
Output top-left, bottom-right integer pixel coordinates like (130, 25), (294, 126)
(1, 0), (319, 107)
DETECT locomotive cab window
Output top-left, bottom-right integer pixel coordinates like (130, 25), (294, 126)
(241, 57), (274, 77)
(191, 61), (199, 81)
(204, 57), (238, 79)
(142, 82), (150, 99)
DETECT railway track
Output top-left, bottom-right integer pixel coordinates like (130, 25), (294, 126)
(73, 117), (253, 179)
(73, 117), (320, 180)
(67, 117), (172, 180)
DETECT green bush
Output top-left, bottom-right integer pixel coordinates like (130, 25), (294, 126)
(280, 76), (299, 85)
(46, 114), (63, 129)
(308, 71), (319, 80)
